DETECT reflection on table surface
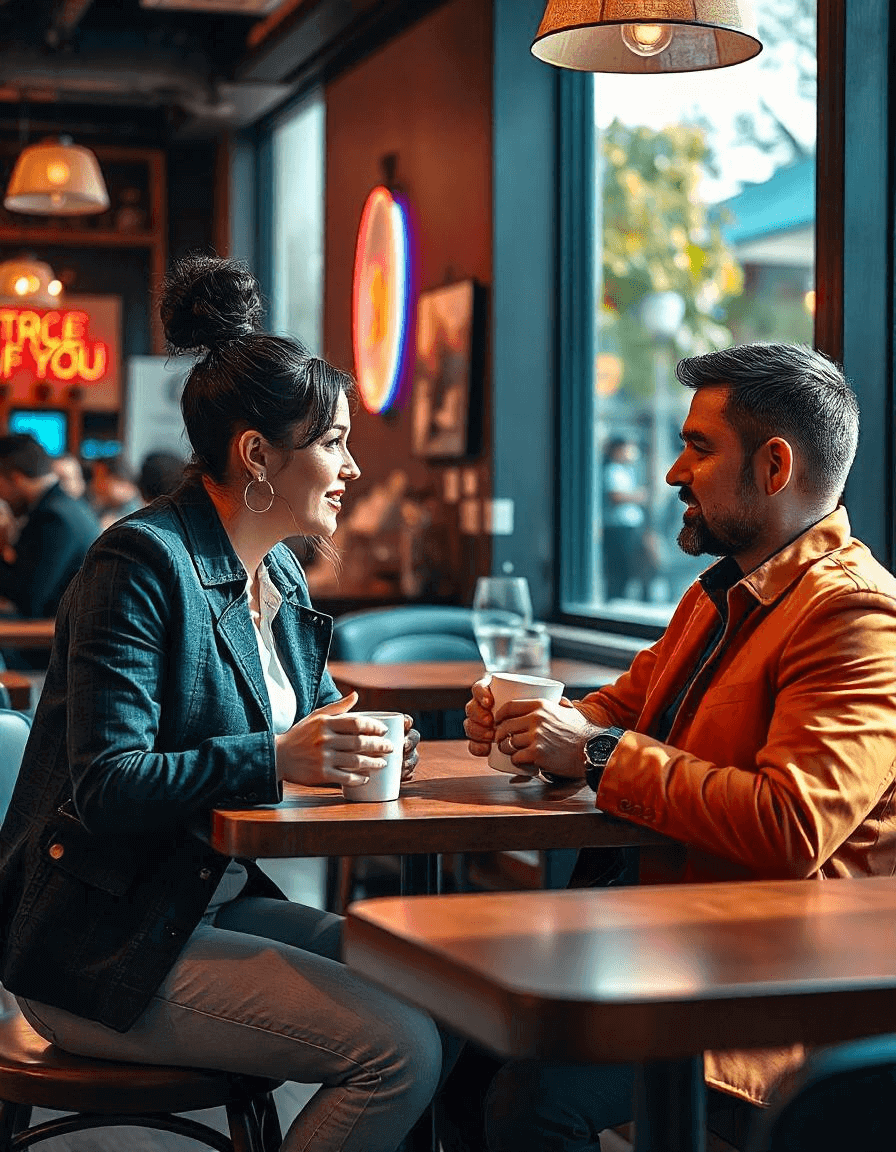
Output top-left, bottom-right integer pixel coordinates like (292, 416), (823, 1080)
(206, 740), (673, 859)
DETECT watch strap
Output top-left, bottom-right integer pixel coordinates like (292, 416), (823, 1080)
(584, 725), (625, 792)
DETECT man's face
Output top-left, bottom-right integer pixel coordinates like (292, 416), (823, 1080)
(665, 386), (765, 561)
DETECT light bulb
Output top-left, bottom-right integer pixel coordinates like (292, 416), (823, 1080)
(48, 279), (63, 297)
(46, 160), (70, 186)
(620, 22), (674, 57)
(13, 276), (30, 296)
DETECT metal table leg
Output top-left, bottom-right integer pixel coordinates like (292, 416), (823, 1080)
(633, 1056), (706, 1152)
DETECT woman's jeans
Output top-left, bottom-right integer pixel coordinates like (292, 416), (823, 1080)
(18, 896), (443, 1152)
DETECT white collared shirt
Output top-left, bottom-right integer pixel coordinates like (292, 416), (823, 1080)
(205, 564), (298, 918)
(248, 562), (298, 735)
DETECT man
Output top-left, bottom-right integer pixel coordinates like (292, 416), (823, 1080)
(88, 453), (143, 530)
(462, 343), (896, 1151)
(0, 434), (101, 619)
(137, 450), (185, 503)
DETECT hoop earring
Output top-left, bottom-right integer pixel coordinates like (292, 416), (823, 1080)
(244, 472), (275, 514)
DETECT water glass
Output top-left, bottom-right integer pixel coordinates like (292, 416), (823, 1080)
(472, 576), (533, 672)
(511, 624), (551, 676)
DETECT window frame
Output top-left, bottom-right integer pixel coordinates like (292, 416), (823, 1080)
(553, 1), (875, 641)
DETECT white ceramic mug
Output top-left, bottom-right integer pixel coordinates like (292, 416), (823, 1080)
(487, 672), (565, 776)
(342, 711), (405, 802)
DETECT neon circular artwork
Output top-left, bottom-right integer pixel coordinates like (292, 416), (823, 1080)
(352, 185), (412, 413)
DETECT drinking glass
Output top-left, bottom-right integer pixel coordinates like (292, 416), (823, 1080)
(472, 576), (533, 672)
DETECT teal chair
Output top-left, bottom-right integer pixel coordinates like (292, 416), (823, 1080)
(329, 606), (480, 907)
(0, 709), (283, 1152)
(331, 604), (480, 739)
(0, 710), (29, 829)
(747, 1034), (896, 1151)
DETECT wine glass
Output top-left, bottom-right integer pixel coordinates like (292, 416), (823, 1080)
(472, 576), (533, 672)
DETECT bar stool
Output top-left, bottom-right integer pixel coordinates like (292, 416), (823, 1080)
(0, 994), (283, 1151)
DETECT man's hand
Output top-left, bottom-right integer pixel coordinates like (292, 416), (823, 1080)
(493, 697), (593, 780)
(464, 678), (495, 756)
(465, 677), (595, 779)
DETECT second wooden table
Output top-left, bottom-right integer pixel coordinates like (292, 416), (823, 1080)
(327, 658), (620, 713)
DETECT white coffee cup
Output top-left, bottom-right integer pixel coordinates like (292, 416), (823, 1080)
(488, 672), (565, 776)
(342, 711), (405, 802)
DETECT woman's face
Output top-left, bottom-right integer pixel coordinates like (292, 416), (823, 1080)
(271, 392), (360, 537)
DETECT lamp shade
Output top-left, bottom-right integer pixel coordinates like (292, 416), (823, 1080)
(0, 258), (63, 308)
(4, 138), (110, 216)
(531, 1), (762, 73)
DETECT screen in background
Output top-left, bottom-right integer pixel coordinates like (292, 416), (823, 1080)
(8, 409), (69, 458)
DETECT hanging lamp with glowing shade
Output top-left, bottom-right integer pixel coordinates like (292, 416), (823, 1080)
(0, 257), (63, 308)
(531, 1), (762, 73)
(4, 136), (110, 216)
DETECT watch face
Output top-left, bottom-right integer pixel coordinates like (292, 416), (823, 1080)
(587, 736), (616, 762)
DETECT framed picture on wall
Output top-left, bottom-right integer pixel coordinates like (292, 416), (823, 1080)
(411, 278), (483, 459)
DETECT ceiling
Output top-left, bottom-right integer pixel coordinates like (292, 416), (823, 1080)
(0, 0), (447, 144)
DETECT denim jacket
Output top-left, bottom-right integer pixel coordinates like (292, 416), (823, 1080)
(0, 479), (340, 1030)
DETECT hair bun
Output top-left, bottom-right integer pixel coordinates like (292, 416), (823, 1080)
(160, 254), (264, 353)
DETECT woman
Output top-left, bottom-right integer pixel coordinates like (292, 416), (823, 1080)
(0, 255), (443, 1152)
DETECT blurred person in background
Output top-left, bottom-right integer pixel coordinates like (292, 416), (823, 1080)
(137, 450), (186, 503)
(0, 433), (100, 620)
(89, 454), (143, 529)
(52, 453), (89, 503)
(601, 436), (649, 600)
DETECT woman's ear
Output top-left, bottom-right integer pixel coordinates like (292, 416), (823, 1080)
(235, 430), (268, 478)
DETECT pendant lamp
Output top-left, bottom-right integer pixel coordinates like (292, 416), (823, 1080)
(0, 257), (63, 307)
(4, 136), (109, 216)
(531, 1), (762, 73)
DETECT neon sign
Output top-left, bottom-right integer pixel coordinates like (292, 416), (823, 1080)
(0, 308), (108, 383)
(352, 185), (413, 414)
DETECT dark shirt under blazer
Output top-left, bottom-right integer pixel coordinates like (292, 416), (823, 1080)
(0, 478), (340, 1029)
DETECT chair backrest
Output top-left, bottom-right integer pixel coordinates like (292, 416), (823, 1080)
(331, 605), (481, 664)
(0, 708), (31, 824)
(748, 1033), (896, 1151)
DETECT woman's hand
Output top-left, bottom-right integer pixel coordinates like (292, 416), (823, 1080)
(402, 714), (420, 780)
(274, 692), (396, 787)
(464, 678), (495, 756)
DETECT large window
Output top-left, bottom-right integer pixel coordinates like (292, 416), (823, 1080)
(563, 0), (817, 626)
(270, 91), (325, 353)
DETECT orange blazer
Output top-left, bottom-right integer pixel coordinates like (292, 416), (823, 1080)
(578, 507), (896, 1104)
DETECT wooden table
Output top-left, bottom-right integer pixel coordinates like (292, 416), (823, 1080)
(0, 672), (32, 710)
(0, 618), (55, 649)
(346, 877), (896, 1152)
(206, 741), (675, 1152)
(327, 658), (620, 713)
(206, 740), (668, 862)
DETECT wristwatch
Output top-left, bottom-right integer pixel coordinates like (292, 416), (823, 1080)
(583, 726), (625, 793)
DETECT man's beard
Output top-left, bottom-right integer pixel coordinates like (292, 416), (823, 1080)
(676, 474), (763, 558)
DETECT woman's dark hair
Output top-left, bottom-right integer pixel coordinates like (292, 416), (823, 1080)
(160, 254), (354, 483)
